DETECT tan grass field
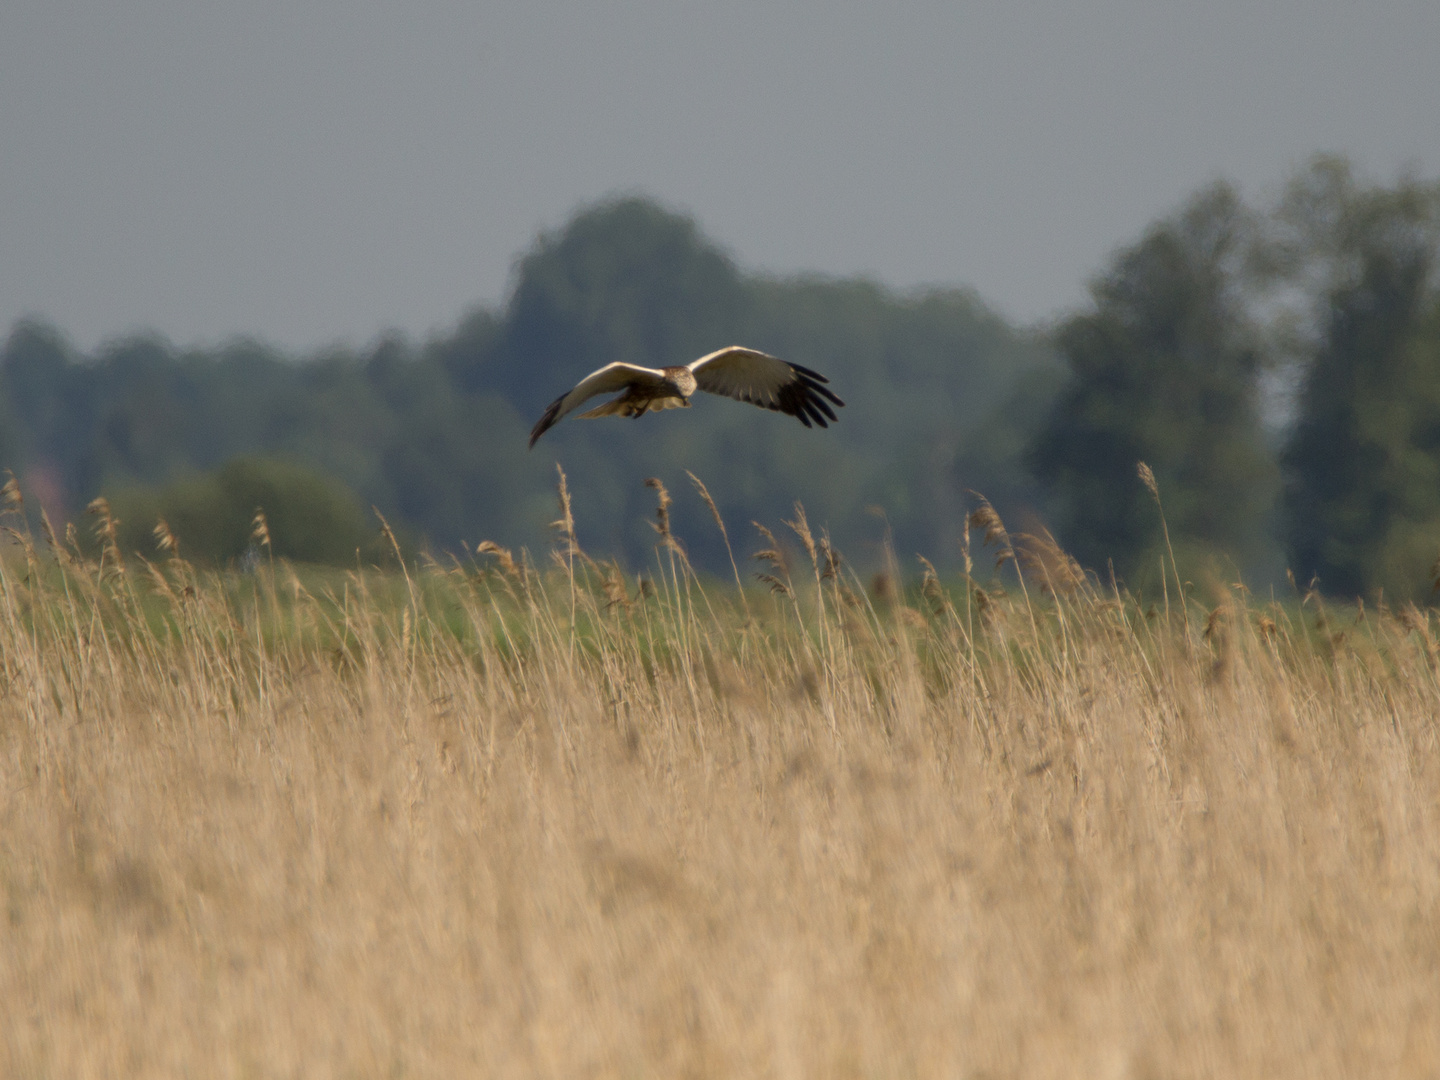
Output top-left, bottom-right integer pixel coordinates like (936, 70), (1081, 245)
(2, 485), (1439, 1078)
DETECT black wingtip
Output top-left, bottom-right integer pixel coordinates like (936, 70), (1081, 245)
(789, 362), (830, 383)
(770, 364), (845, 432)
(795, 368), (844, 409)
(805, 380), (844, 408)
(529, 396), (564, 449)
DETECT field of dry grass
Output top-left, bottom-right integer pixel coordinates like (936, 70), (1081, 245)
(2, 482), (1439, 1078)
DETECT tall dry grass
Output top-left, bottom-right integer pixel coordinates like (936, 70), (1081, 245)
(2, 476), (1438, 1078)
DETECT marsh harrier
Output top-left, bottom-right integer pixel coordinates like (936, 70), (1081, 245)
(528, 346), (844, 448)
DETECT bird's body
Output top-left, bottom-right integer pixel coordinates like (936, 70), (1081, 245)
(573, 365), (698, 420)
(528, 346), (843, 448)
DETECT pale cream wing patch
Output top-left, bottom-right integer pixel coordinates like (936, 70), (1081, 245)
(555, 362), (667, 416)
(688, 347), (792, 408)
(530, 362), (668, 446)
(688, 346), (845, 429)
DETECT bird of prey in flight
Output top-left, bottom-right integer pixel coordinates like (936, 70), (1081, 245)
(528, 346), (844, 448)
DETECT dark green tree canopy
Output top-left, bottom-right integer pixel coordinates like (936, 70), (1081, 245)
(1280, 159), (1440, 599)
(11, 169), (1440, 587)
(480, 197), (748, 415)
(1, 197), (1048, 571)
(1028, 183), (1276, 585)
(108, 457), (379, 566)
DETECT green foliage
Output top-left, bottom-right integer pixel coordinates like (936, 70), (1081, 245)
(0, 320), (85, 491)
(0, 197), (1050, 573)
(1027, 183), (1277, 586)
(9, 169), (1440, 595)
(952, 364), (1065, 535)
(486, 197), (749, 415)
(108, 458), (378, 566)
(1280, 159), (1440, 599)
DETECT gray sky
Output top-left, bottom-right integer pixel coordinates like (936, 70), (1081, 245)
(3, 0), (1438, 352)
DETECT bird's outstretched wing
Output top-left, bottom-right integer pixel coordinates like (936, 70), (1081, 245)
(688, 346), (845, 428)
(529, 363), (668, 448)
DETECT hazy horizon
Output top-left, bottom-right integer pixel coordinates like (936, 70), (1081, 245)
(4, 0), (1439, 352)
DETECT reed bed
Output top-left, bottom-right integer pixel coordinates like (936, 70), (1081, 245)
(1, 478), (1438, 1078)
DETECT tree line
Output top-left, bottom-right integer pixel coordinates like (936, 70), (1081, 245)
(1032, 157), (1440, 599)
(3, 156), (1439, 599)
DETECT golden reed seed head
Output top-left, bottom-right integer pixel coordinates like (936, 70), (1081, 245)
(784, 503), (817, 564)
(1137, 460), (1159, 498)
(685, 471), (726, 536)
(644, 478), (673, 543)
(477, 540), (519, 578)
(2, 470), (23, 512)
(553, 464), (575, 537)
(153, 518), (178, 554)
(966, 499), (1009, 550)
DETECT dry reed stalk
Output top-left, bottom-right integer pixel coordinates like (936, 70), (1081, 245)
(643, 477), (687, 567)
(967, 495), (1013, 568)
(1, 504), (1438, 1079)
(86, 496), (124, 574)
(1, 469), (22, 513)
(152, 517), (178, 557)
(251, 507), (272, 553)
(550, 462), (577, 557)
(476, 539), (519, 578)
(687, 470), (749, 613)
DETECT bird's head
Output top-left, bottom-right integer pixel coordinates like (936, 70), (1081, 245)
(663, 366), (698, 398)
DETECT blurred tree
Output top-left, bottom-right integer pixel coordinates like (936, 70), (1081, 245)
(952, 362), (1065, 532)
(742, 277), (1050, 562)
(1279, 158), (1440, 600)
(428, 307), (503, 391)
(1027, 183), (1277, 586)
(486, 197), (748, 415)
(0, 320), (92, 502)
(1, 196), (1054, 574)
(110, 457), (378, 566)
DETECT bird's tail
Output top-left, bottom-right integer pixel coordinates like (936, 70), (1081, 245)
(576, 398), (639, 419)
